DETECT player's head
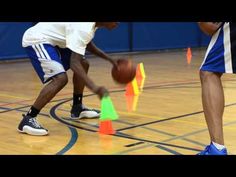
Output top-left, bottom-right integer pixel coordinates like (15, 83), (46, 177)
(96, 22), (119, 30)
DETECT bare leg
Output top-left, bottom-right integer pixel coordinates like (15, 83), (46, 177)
(33, 73), (68, 110)
(18, 73), (68, 136)
(73, 59), (89, 94)
(200, 70), (224, 145)
(70, 58), (100, 118)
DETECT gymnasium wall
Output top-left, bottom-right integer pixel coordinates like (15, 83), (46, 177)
(0, 22), (33, 60)
(0, 22), (210, 61)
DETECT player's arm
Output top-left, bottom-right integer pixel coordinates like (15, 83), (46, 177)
(198, 22), (223, 36)
(86, 41), (118, 68)
(70, 52), (108, 99)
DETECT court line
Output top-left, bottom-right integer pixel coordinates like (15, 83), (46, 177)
(117, 102), (236, 131)
(2, 81), (236, 154)
(156, 145), (183, 155)
(50, 99), (97, 133)
(1, 77), (235, 107)
(112, 133), (201, 152)
(0, 88), (205, 154)
(117, 143), (182, 155)
(49, 99), (201, 153)
(0, 92), (100, 114)
(0, 105), (34, 114)
(56, 127), (78, 155)
(50, 88), (234, 151)
(125, 142), (145, 147)
(61, 116), (206, 152)
(53, 100), (236, 154)
(2, 96), (233, 154)
(117, 120), (236, 155)
(3, 84), (236, 145)
(0, 97), (71, 114)
(0, 106), (50, 117)
(60, 113), (206, 148)
(0, 77), (234, 111)
(163, 120), (236, 143)
(116, 119), (206, 147)
(139, 78), (236, 91)
(0, 92), (72, 107)
(0, 79), (215, 107)
(0, 106), (78, 155)
(60, 117), (134, 137)
(58, 108), (206, 148)
(116, 111), (204, 131)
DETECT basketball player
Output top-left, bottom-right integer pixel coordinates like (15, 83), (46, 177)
(18, 22), (119, 136)
(197, 22), (236, 155)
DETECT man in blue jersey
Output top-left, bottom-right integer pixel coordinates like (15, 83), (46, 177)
(197, 22), (236, 155)
(18, 22), (119, 136)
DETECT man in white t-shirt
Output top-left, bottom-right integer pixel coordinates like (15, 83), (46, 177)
(18, 22), (119, 136)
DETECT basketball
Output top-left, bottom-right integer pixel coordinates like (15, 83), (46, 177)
(112, 59), (136, 84)
(198, 22), (222, 36)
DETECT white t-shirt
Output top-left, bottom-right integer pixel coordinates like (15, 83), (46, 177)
(22, 22), (97, 55)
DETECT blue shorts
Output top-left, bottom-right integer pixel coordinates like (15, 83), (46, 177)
(200, 22), (236, 73)
(25, 44), (72, 83)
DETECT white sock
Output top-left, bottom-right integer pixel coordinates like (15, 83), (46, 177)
(212, 141), (226, 150)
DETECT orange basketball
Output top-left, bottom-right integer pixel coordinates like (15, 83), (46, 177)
(198, 22), (222, 36)
(112, 59), (136, 84)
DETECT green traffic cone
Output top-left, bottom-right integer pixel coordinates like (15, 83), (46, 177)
(100, 96), (118, 121)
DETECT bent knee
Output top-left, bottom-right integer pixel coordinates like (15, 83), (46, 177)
(81, 59), (90, 68)
(53, 73), (68, 87)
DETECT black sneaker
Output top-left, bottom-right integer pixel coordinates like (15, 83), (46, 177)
(70, 104), (100, 119)
(18, 114), (48, 136)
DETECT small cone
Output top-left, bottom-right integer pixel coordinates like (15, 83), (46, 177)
(136, 63), (146, 80)
(99, 120), (115, 135)
(136, 64), (142, 80)
(186, 47), (192, 64)
(139, 63), (146, 79)
(136, 77), (146, 91)
(125, 78), (139, 96)
(100, 96), (118, 121)
(126, 95), (139, 112)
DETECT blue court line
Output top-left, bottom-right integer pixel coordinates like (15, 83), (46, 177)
(56, 127), (78, 155)
(0, 106), (77, 155)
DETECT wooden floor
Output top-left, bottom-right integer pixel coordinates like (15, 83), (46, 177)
(1, 48), (236, 155)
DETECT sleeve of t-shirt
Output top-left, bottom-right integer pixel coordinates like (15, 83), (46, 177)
(65, 24), (93, 55)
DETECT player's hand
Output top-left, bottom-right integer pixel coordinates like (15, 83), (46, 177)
(94, 86), (109, 99)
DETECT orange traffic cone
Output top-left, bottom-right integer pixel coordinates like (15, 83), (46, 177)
(125, 78), (139, 96)
(136, 77), (145, 91)
(136, 63), (146, 80)
(186, 47), (192, 64)
(99, 120), (115, 135)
